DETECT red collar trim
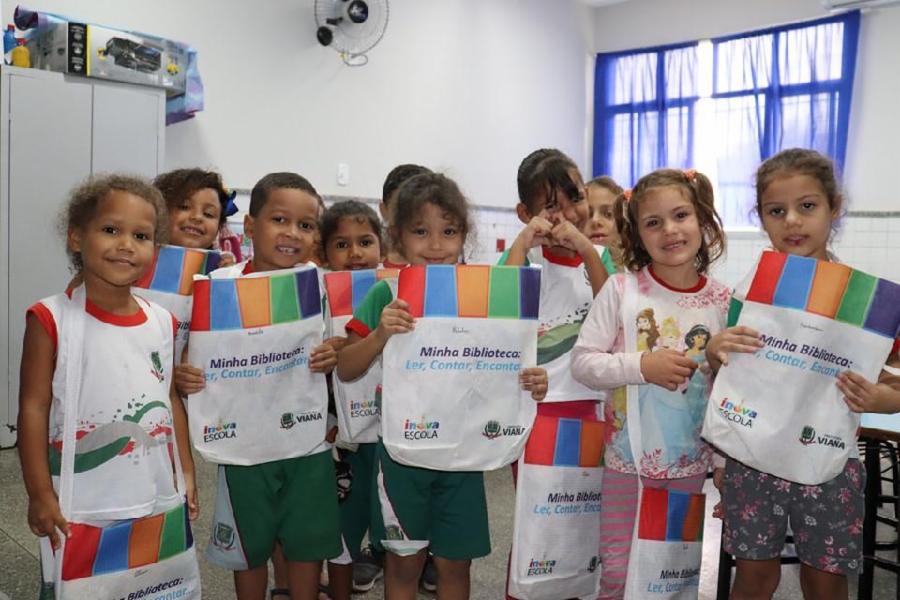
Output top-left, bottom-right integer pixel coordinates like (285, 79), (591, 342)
(382, 259), (408, 269)
(648, 265), (706, 293)
(242, 261), (255, 275)
(65, 288), (147, 326)
(542, 246), (583, 267)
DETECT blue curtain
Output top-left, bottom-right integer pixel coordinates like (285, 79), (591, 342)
(594, 42), (699, 187)
(593, 10), (860, 227)
(711, 11), (859, 226)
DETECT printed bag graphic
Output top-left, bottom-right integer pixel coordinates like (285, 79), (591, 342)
(381, 264), (540, 471)
(133, 245), (221, 361)
(187, 266), (327, 465)
(703, 251), (900, 484)
(43, 502), (200, 599)
(323, 268), (399, 443)
(623, 488), (705, 599)
(508, 415), (605, 600)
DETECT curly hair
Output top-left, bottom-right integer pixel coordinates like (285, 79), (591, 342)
(614, 168), (725, 274)
(389, 172), (474, 258)
(62, 174), (166, 272)
(153, 168), (231, 225)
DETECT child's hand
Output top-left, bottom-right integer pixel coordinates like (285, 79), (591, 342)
(838, 371), (900, 414)
(706, 326), (763, 368)
(376, 299), (415, 341)
(27, 492), (69, 550)
(549, 221), (593, 256)
(310, 341), (338, 373)
(520, 367), (549, 402)
(184, 472), (200, 521)
(515, 216), (554, 249)
(324, 336), (348, 353)
(174, 364), (206, 396)
(218, 251), (236, 268)
(325, 425), (339, 443)
(640, 350), (697, 391)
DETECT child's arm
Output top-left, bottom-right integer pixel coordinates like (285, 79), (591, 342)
(550, 221), (608, 296)
(17, 314), (70, 549)
(505, 215), (553, 266)
(838, 351), (900, 414)
(169, 384), (199, 520)
(705, 326), (764, 374)
(571, 280), (644, 390)
(174, 343), (206, 397)
(572, 279), (697, 391)
(336, 299), (414, 382)
(520, 367), (549, 402)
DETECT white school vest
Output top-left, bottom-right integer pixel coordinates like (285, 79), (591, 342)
(42, 292), (179, 522)
(528, 247), (603, 403)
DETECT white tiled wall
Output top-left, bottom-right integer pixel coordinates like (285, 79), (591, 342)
(258, 196), (900, 286)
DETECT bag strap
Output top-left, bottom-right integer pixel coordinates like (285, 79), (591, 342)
(139, 295), (188, 495)
(51, 285), (88, 598)
(57, 286), (87, 518)
(621, 273), (645, 489)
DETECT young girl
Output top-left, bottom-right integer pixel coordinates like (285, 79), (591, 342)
(320, 200), (384, 600)
(584, 175), (623, 250)
(154, 168), (238, 253)
(706, 148), (900, 600)
(17, 176), (198, 585)
(501, 149), (608, 598)
(570, 168), (729, 599)
(336, 172), (548, 600)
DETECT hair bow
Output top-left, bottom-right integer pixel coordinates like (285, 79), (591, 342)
(683, 169), (697, 182)
(221, 188), (239, 217)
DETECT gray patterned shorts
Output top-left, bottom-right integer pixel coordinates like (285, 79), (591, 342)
(721, 457), (865, 575)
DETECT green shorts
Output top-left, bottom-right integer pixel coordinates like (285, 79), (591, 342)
(339, 442), (377, 560)
(371, 440), (491, 560)
(205, 450), (342, 570)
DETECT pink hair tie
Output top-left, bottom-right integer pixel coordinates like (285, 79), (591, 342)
(683, 168), (697, 182)
(623, 189), (633, 202)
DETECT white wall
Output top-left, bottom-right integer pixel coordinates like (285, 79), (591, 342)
(3, 0), (593, 208)
(591, 0), (900, 213)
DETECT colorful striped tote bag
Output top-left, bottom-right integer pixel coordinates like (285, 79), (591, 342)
(133, 244), (221, 361)
(508, 415), (605, 599)
(703, 251), (900, 484)
(381, 264), (540, 471)
(186, 265), (328, 465)
(323, 268), (399, 443)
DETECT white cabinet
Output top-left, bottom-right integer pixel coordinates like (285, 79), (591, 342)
(0, 66), (165, 448)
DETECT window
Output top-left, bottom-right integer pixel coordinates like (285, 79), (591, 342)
(593, 11), (860, 227)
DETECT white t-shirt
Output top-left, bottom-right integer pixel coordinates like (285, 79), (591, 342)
(31, 292), (179, 522)
(524, 246), (604, 404)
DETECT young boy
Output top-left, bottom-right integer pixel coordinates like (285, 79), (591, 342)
(176, 172), (341, 600)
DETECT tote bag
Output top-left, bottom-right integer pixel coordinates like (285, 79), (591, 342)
(187, 265), (328, 465)
(133, 244), (221, 361)
(41, 286), (200, 600)
(381, 264), (539, 471)
(323, 268), (399, 444)
(508, 415), (605, 600)
(621, 274), (705, 600)
(703, 251), (900, 484)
